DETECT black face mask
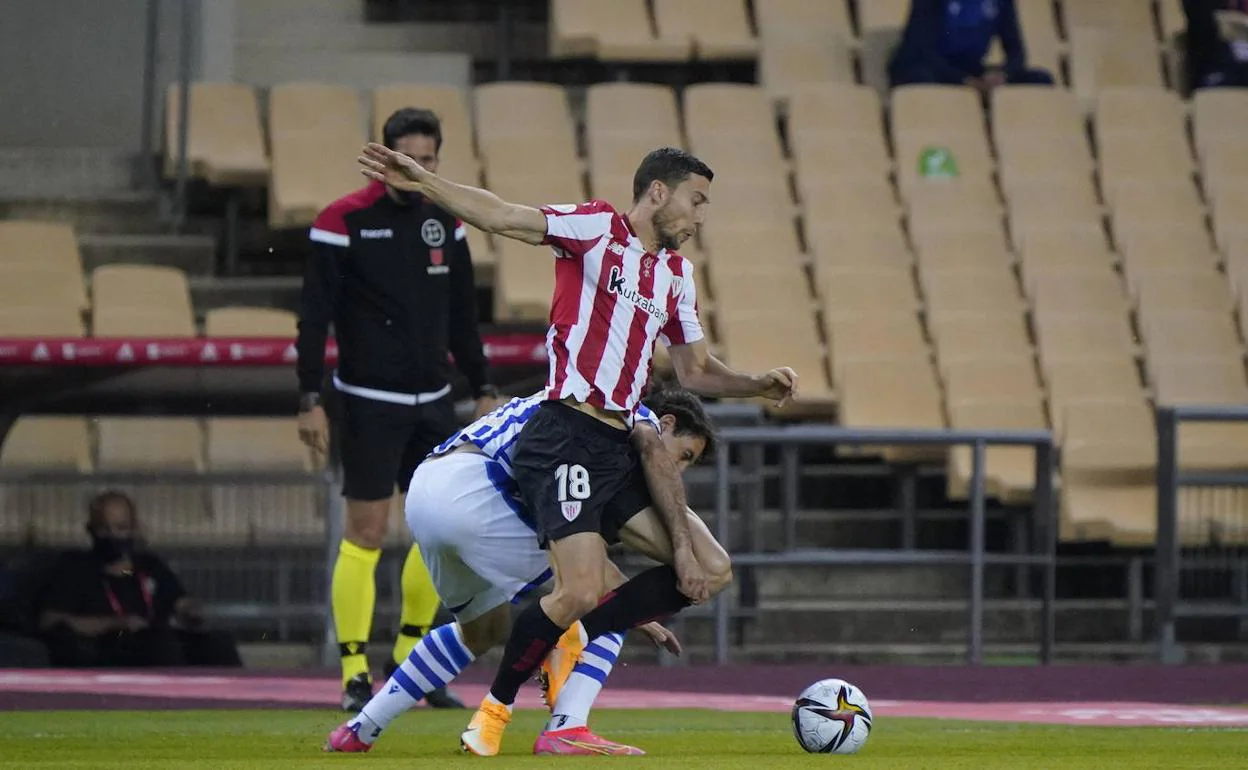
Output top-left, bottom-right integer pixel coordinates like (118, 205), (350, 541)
(90, 532), (134, 563)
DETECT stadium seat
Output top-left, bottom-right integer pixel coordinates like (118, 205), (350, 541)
(204, 306), (299, 337)
(0, 305), (87, 337)
(946, 399), (1048, 503)
(1003, 178), (1101, 223)
(790, 130), (892, 186)
(0, 416), (92, 472)
(586, 83), (683, 147)
(914, 229), (1011, 271)
(835, 359), (946, 460)
(800, 179), (900, 229)
(1132, 273), (1236, 316)
(371, 83), (475, 168)
(806, 226), (912, 271)
(1034, 316), (1138, 371)
(493, 238), (555, 322)
(0, 264), (89, 320)
(997, 132), (1097, 192)
(702, 225), (804, 278)
(163, 82), (268, 187)
(1015, 225), (1115, 282)
(1197, 142), (1248, 200)
(715, 310), (834, 412)
(96, 418), (203, 472)
(1095, 88), (1188, 145)
(993, 84), (1086, 140)
(1063, 0), (1158, 34)
(0, 221), (89, 314)
(892, 85), (987, 139)
(267, 83), (367, 229)
(1209, 184), (1248, 252)
(1192, 87), (1248, 156)
(920, 267), (1025, 318)
(1118, 237), (1221, 285)
(787, 84), (886, 140)
(906, 183), (1004, 238)
(759, 27), (855, 99)
(754, 0), (855, 41)
(653, 0), (758, 60)
(894, 130), (995, 192)
(1044, 356), (1148, 417)
(1069, 28), (1164, 109)
(1028, 269), (1131, 321)
(941, 358), (1044, 410)
(488, 167), (586, 210)
(1011, 0), (1065, 79)
(91, 264), (196, 337)
(858, 0), (909, 95)
(474, 82), (577, 162)
(549, 0), (691, 61)
(826, 314), (929, 366)
(928, 312), (1032, 364)
(708, 265), (812, 316)
(1149, 359), (1248, 405)
(1098, 132), (1195, 192)
(1138, 311), (1243, 362)
(816, 266), (922, 322)
(684, 84), (783, 161)
(207, 418), (310, 472)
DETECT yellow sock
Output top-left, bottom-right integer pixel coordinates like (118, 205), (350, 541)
(392, 544), (442, 665)
(332, 539), (381, 687)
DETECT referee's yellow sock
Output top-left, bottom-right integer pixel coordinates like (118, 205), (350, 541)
(393, 544), (441, 665)
(333, 539), (381, 687)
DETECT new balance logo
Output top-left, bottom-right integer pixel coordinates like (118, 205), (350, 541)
(359, 228), (394, 239)
(607, 240), (626, 256)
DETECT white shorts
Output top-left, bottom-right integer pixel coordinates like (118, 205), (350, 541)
(405, 450), (553, 623)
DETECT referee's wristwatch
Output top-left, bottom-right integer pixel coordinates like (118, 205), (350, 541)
(476, 384), (501, 400)
(298, 392), (322, 413)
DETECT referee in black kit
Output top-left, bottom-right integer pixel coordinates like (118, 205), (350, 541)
(295, 108), (502, 711)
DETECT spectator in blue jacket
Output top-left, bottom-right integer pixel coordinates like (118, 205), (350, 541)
(889, 0), (1054, 91)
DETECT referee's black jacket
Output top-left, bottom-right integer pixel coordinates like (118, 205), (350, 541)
(296, 180), (490, 399)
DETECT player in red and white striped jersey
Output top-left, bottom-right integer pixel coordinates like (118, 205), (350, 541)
(359, 143), (797, 754)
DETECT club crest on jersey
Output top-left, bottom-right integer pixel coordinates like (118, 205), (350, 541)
(642, 256), (655, 277)
(421, 219), (446, 247)
(561, 501), (582, 521)
(670, 276), (684, 297)
(606, 266), (670, 324)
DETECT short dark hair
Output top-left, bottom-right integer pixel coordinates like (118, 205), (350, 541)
(382, 107), (442, 152)
(641, 382), (716, 460)
(88, 489), (136, 528)
(632, 147), (714, 203)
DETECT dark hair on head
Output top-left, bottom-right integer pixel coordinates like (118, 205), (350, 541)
(88, 489), (136, 528)
(641, 380), (716, 460)
(382, 107), (443, 152)
(632, 147), (714, 203)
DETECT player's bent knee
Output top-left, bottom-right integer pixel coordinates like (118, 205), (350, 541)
(544, 583), (604, 626)
(701, 543), (734, 596)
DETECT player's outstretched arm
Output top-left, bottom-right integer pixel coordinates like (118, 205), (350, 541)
(630, 422), (710, 604)
(667, 339), (800, 407)
(358, 142), (547, 245)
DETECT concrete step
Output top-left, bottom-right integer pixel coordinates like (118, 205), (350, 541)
(79, 233), (217, 276)
(236, 50), (471, 90)
(0, 148), (140, 198)
(754, 563), (970, 601)
(0, 194), (160, 234)
(238, 22), (429, 52)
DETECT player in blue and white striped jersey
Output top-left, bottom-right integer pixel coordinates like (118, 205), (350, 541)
(326, 384), (722, 756)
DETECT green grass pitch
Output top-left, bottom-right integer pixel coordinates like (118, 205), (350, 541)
(3, 708), (1246, 769)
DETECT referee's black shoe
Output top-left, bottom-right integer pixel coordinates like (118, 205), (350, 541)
(382, 658), (467, 709)
(341, 673), (373, 712)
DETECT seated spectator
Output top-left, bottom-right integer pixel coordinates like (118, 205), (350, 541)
(1184, 0), (1248, 90)
(0, 561), (50, 667)
(35, 490), (242, 668)
(889, 0), (1054, 91)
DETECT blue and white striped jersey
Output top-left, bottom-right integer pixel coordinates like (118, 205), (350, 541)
(429, 392), (661, 477)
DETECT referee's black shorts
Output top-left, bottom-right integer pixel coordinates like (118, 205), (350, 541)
(334, 392), (460, 501)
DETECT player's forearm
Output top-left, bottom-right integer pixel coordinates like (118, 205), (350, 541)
(635, 430), (693, 552)
(417, 173), (529, 237)
(681, 355), (767, 398)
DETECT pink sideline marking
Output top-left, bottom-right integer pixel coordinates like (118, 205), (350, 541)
(1, 671), (1245, 727)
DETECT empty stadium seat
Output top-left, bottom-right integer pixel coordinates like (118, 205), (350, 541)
(800, 179), (900, 229)
(807, 227), (912, 270)
(1192, 87), (1248, 156)
(708, 265), (812, 315)
(1044, 356), (1148, 417)
(684, 84), (783, 157)
(0, 221), (89, 316)
(929, 312), (1032, 364)
(1209, 184), (1248, 252)
(759, 27), (855, 98)
(164, 82), (268, 187)
(1133, 273), (1236, 316)
(1064, 0), (1158, 34)
(91, 264), (196, 337)
(1139, 311), (1243, 362)
(894, 131), (995, 191)
(0, 417), (92, 472)
(474, 82), (578, 161)
(835, 359), (946, 459)
(997, 132), (1097, 191)
(0, 305), (87, 337)
(893, 85), (987, 138)
(0, 264), (89, 320)
(941, 358), (1044, 409)
(654, 0), (758, 60)
(946, 399), (1048, 503)
(206, 418), (311, 472)
(494, 238), (555, 322)
(1198, 142), (1248, 199)
(920, 267), (1025, 318)
(1012, 0), (1065, 79)
(1015, 225), (1115, 281)
(826, 314), (929, 366)
(993, 85), (1086, 141)
(550, 0), (691, 61)
(96, 417), (203, 472)
(816, 266), (921, 321)
(754, 0), (855, 41)
(1029, 271), (1131, 322)
(204, 306), (299, 337)
(716, 310), (834, 411)
(787, 84), (886, 140)
(1149, 359), (1248, 405)
(1095, 87), (1187, 145)
(1069, 28), (1164, 109)
(791, 131), (893, 185)
(1098, 132), (1196, 192)
(1034, 313), (1139, 365)
(915, 229), (1011, 271)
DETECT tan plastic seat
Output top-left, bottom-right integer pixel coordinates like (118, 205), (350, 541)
(1097, 132), (1195, 191)
(1044, 356), (1148, 416)
(859, 0), (915, 95)
(550, 0), (691, 61)
(894, 131), (995, 191)
(807, 226), (912, 270)
(705, 180), (795, 223)
(892, 85), (987, 137)
(1065, 0), (1159, 34)
(475, 82), (577, 155)
(816, 266), (921, 321)
(1209, 184), (1248, 252)
(488, 167), (587, 210)
(269, 132), (364, 229)
(1150, 359), (1248, 405)
(164, 82), (268, 187)
(1192, 88), (1248, 156)
(1014, 222), (1111, 269)
(204, 307), (298, 337)
(494, 238), (555, 322)
(941, 358), (1044, 409)
(760, 28), (855, 98)
(1095, 87), (1188, 144)
(915, 229), (1011, 271)
(826, 313), (929, 366)
(946, 399), (1048, 503)
(787, 84), (886, 139)
(1002, 176), (1101, 219)
(586, 83), (682, 146)
(1119, 240), (1221, 286)
(1035, 313), (1139, 366)
(1069, 28), (1165, 109)
(836, 359), (946, 460)
(1139, 311), (1243, 362)
(716, 310), (834, 407)
(708, 265), (811, 315)
(371, 84), (474, 154)
(1132, 272), (1236, 315)
(91, 264), (196, 337)
(0, 417), (92, 472)
(929, 312), (1032, 364)
(800, 179), (900, 228)
(702, 223), (803, 274)
(1029, 271), (1130, 320)
(0, 305), (86, 337)
(684, 84), (780, 147)
(1198, 142), (1248, 200)
(992, 84), (1085, 141)
(997, 133), (1097, 192)
(920, 267), (1025, 318)
(791, 131), (893, 185)
(0, 265), (89, 318)
(654, 0), (757, 60)
(0, 220), (88, 313)
(207, 418), (311, 472)
(96, 418), (203, 471)
(755, 0), (855, 40)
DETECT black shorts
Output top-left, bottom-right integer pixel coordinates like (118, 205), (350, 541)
(334, 392), (460, 501)
(511, 402), (652, 546)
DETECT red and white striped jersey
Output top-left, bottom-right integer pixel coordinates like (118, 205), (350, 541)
(539, 199), (704, 418)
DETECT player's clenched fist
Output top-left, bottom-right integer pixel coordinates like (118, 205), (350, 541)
(758, 367), (799, 407)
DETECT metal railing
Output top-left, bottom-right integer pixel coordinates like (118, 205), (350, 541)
(1155, 404), (1248, 664)
(708, 425), (1058, 666)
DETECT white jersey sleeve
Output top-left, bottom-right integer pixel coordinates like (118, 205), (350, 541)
(659, 259), (705, 347)
(539, 200), (616, 260)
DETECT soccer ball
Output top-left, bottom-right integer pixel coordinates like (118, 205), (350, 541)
(791, 678), (873, 754)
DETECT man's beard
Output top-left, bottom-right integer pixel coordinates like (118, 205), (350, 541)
(653, 205), (684, 251)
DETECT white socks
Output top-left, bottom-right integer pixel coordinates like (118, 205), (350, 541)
(547, 631), (624, 732)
